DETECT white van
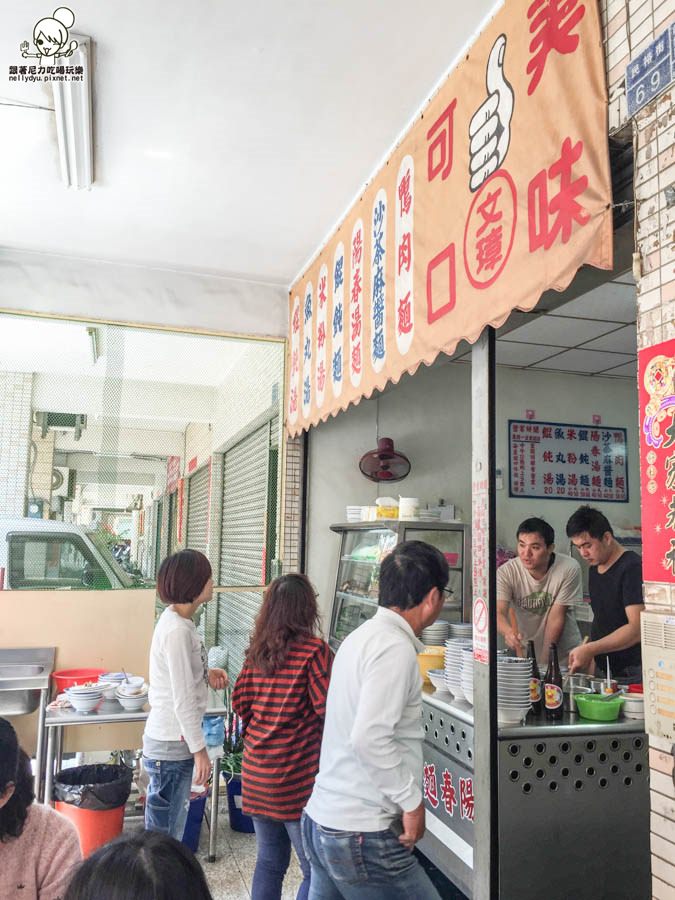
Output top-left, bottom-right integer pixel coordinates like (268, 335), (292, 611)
(0, 518), (135, 591)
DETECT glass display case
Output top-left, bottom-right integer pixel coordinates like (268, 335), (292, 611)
(328, 521), (471, 650)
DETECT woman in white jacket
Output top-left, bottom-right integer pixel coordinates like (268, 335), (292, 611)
(143, 549), (227, 840)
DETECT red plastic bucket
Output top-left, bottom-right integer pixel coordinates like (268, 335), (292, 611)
(52, 668), (107, 694)
(55, 801), (125, 857)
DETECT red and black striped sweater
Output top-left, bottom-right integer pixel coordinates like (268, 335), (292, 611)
(231, 636), (333, 821)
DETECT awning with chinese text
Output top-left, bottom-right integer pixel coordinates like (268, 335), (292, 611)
(286, 0), (613, 436)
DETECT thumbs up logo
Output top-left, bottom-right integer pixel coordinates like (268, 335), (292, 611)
(468, 35), (514, 192)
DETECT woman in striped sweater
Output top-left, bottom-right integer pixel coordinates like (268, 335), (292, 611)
(232, 574), (332, 900)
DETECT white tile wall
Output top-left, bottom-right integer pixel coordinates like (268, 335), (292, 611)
(0, 372), (33, 517)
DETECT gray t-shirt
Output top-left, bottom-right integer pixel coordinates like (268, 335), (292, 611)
(497, 553), (582, 664)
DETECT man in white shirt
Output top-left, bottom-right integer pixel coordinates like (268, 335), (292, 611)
(302, 540), (449, 900)
(497, 517), (582, 664)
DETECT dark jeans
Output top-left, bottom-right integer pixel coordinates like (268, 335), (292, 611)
(143, 756), (193, 842)
(252, 816), (311, 900)
(301, 812), (442, 900)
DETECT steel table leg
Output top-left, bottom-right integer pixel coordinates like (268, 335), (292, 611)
(44, 727), (56, 806)
(55, 727), (64, 774)
(208, 755), (221, 862)
(35, 688), (48, 802)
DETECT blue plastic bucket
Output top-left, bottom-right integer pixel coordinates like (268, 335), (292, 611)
(225, 775), (254, 833)
(181, 789), (209, 852)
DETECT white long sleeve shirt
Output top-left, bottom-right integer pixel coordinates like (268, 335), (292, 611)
(144, 607), (208, 754)
(305, 606), (425, 831)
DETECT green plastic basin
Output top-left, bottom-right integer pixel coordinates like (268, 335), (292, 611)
(574, 693), (624, 722)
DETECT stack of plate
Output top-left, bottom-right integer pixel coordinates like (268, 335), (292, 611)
(460, 645), (474, 706)
(421, 620), (450, 646)
(346, 505), (363, 522)
(497, 657), (533, 724)
(66, 683), (103, 713)
(444, 638), (473, 699)
(448, 623), (473, 640)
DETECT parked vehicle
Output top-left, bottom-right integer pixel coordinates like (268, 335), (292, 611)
(0, 518), (149, 591)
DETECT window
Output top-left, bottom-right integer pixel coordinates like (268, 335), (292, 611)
(8, 535), (112, 590)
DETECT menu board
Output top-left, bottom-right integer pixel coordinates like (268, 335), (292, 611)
(508, 419), (629, 502)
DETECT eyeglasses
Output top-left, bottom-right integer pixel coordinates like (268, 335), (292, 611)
(442, 588), (453, 599)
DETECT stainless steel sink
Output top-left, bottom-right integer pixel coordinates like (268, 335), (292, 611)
(0, 648), (55, 715)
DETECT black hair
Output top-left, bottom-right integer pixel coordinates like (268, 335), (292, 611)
(157, 549), (212, 605)
(63, 830), (214, 900)
(379, 540), (449, 611)
(516, 517), (554, 547)
(0, 717), (35, 842)
(565, 506), (613, 540)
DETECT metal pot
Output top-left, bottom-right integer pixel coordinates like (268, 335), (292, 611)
(589, 677), (618, 695)
(564, 673), (591, 691)
(563, 685), (592, 713)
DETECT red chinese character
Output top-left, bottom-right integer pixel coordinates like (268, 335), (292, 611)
(441, 769), (457, 816)
(590, 431), (600, 441)
(317, 321), (326, 350)
(351, 343), (361, 374)
(398, 233), (412, 275)
(476, 188), (503, 237)
(398, 170), (412, 216)
(424, 764), (439, 809)
(398, 294), (413, 334)
(476, 227), (503, 273)
(427, 99), (457, 182)
(542, 427), (553, 438)
(426, 242), (456, 324)
(352, 231), (363, 267)
(351, 304), (362, 341)
(291, 349), (299, 375)
(318, 274), (327, 307)
(292, 306), (300, 333)
(351, 268), (362, 307)
(289, 387), (297, 413)
(526, 0), (586, 95)
(543, 450), (553, 462)
(543, 472), (554, 485)
(317, 360), (326, 393)
(528, 137), (589, 251)
(460, 777), (474, 821)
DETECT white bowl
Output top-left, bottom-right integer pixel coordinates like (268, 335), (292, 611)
(116, 681), (148, 697)
(116, 693), (148, 711)
(98, 682), (119, 700)
(69, 695), (102, 713)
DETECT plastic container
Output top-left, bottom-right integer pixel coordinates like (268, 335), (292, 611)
(53, 764), (133, 856)
(398, 497), (420, 519)
(182, 788), (210, 852)
(417, 647), (445, 684)
(52, 669), (107, 694)
(574, 693), (624, 722)
(225, 775), (254, 833)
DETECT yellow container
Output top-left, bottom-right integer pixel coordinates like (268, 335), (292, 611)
(417, 647), (445, 684)
(376, 506), (398, 519)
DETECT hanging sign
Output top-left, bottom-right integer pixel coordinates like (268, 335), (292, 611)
(286, 0), (612, 435)
(508, 419), (628, 502)
(638, 339), (675, 582)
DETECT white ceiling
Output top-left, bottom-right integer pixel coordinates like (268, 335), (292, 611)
(0, 0), (498, 284)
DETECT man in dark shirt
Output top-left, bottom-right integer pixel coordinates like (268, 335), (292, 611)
(565, 506), (643, 680)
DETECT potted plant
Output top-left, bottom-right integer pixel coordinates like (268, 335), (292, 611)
(221, 712), (253, 833)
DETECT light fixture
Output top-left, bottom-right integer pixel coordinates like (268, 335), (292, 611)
(52, 33), (93, 189)
(86, 326), (100, 364)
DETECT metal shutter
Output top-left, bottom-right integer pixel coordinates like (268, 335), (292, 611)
(217, 422), (271, 678)
(186, 464), (210, 556)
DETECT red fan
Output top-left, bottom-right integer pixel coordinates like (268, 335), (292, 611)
(359, 438), (411, 483)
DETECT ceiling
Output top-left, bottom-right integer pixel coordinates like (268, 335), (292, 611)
(0, 0), (498, 285)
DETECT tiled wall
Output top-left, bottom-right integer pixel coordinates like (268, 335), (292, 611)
(606, 0), (675, 894)
(0, 372), (33, 517)
(281, 433), (304, 573)
(30, 426), (55, 507)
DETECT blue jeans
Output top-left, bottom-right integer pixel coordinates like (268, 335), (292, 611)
(301, 813), (442, 900)
(143, 756), (193, 842)
(252, 817), (311, 900)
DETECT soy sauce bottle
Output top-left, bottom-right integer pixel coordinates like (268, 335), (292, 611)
(544, 643), (563, 721)
(527, 641), (542, 716)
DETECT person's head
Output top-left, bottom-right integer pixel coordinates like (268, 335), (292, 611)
(516, 517), (555, 575)
(379, 541), (449, 631)
(64, 830), (213, 900)
(157, 550), (213, 607)
(246, 573), (320, 675)
(566, 506), (615, 566)
(0, 717), (34, 842)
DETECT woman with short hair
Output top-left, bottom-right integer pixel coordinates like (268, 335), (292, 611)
(143, 549), (228, 841)
(232, 573), (332, 900)
(0, 717), (81, 899)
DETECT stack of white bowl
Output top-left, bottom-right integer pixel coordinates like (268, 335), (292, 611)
(421, 620), (450, 646)
(460, 645), (474, 705)
(622, 691), (644, 720)
(66, 683), (103, 713)
(116, 679), (149, 711)
(444, 638), (473, 699)
(497, 657), (533, 724)
(346, 505), (363, 522)
(448, 623), (473, 640)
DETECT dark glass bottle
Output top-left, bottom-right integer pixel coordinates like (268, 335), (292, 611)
(544, 643), (563, 721)
(527, 641), (542, 715)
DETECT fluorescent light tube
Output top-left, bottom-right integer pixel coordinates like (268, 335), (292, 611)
(51, 33), (93, 189)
